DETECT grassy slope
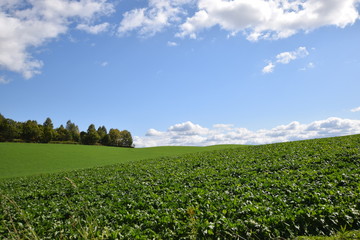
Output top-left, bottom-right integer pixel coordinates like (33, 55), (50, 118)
(0, 143), (240, 179)
(1, 135), (360, 239)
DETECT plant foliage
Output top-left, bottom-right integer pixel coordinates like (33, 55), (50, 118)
(1, 135), (360, 239)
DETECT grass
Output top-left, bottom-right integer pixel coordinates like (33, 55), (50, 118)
(296, 230), (360, 239)
(1, 134), (360, 239)
(0, 142), (240, 179)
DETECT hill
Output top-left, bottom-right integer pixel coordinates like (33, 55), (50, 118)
(1, 135), (360, 239)
(0, 142), (240, 179)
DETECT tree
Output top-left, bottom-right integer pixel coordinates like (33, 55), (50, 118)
(101, 134), (111, 146)
(85, 124), (100, 145)
(80, 131), (87, 144)
(97, 126), (108, 145)
(66, 120), (80, 142)
(97, 126), (107, 138)
(107, 129), (133, 147)
(0, 118), (20, 141)
(56, 125), (70, 141)
(42, 117), (55, 143)
(108, 128), (121, 147)
(119, 130), (133, 148)
(22, 120), (41, 142)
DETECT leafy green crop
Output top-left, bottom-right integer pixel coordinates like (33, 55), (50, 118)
(1, 135), (360, 239)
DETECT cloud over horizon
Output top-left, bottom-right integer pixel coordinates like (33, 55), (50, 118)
(351, 107), (360, 112)
(134, 117), (360, 147)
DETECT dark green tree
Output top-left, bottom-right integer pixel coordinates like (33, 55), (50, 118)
(85, 124), (100, 145)
(80, 131), (87, 144)
(101, 134), (111, 146)
(97, 126), (107, 138)
(66, 120), (80, 142)
(0, 118), (20, 141)
(97, 126), (108, 145)
(42, 117), (55, 143)
(56, 125), (70, 141)
(119, 130), (134, 148)
(22, 120), (41, 142)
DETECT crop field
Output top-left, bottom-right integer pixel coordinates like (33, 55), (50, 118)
(0, 143), (239, 179)
(1, 135), (360, 239)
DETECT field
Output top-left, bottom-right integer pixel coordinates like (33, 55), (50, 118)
(0, 143), (239, 179)
(1, 135), (360, 239)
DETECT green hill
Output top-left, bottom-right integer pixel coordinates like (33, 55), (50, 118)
(1, 135), (360, 239)
(0, 142), (240, 179)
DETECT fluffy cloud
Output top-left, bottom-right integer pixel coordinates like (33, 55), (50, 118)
(262, 46), (309, 73)
(134, 117), (360, 147)
(0, 76), (11, 84)
(351, 107), (360, 112)
(118, 1), (359, 40)
(276, 47), (309, 64)
(262, 62), (275, 73)
(0, 0), (114, 79)
(178, 0), (360, 40)
(118, 0), (194, 37)
(76, 22), (110, 34)
(167, 41), (178, 46)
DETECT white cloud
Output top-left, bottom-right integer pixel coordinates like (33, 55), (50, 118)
(276, 47), (309, 64)
(213, 123), (234, 130)
(76, 22), (110, 34)
(134, 117), (360, 147)
(167, 41), (178, 46)
(100, 61), (108, 67)
(300, 62), (315, 71)
(0, 76), (11, 84)
(0, 0), (114, 79)
(262, 46), (309, 73)
(262, 62), (275, 74)
(351, 107), (360, 112)
(168, 121), (209, 135)
(118, 0), (194, 37)
(177, 0), (360, 40)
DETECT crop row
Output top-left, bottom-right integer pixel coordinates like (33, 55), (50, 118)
(1, 135), (360, 239)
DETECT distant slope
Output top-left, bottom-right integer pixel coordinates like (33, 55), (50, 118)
(0, 143), (241, 179)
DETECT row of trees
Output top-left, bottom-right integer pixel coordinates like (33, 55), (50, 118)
(0, 114), (134, 148)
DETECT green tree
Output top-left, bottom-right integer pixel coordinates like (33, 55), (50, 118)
(42, 117), (55, 143)
(22, 120), (41, 142)
(97, 126), (107, 139)
(97, 126), (108, 145)
(0, 118), (20, 141)
(108, 128), (121, 147)
(119, 130), (134, 148)
(85, 124), (100, 145)
(56, 125), (70, 141)
(66, 120), (80, 142)
(101, 134), (111, 146)
(80, 131), (87, 144)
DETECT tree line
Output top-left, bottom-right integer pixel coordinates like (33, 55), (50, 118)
(0, 114), (134, 148)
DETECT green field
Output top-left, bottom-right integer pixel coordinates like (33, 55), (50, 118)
(0, 143), (240, 179)
(1, 135), (360, 239)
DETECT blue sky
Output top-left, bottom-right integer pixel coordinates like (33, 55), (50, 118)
(1, 0), (360, 147)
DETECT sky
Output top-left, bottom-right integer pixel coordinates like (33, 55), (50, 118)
(1, 0), (360, 147)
